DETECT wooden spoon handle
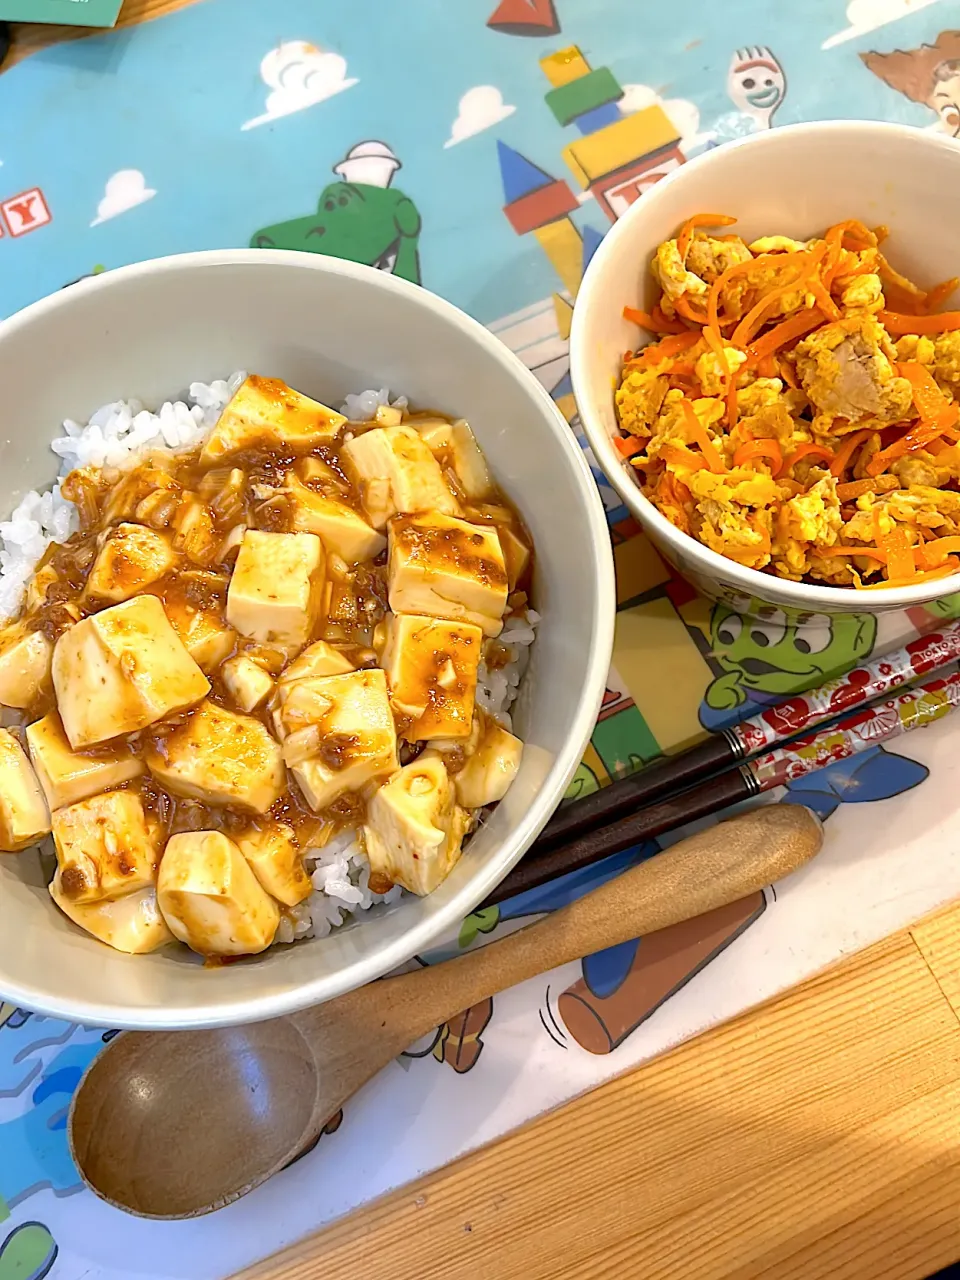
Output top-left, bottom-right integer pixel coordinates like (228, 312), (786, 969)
(315, 804), (821, 1050)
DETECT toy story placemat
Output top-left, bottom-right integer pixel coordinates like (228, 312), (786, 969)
(5, 2), (960, 1276)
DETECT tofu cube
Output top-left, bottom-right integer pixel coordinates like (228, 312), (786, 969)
(164, 595), (237, 674)
(341, 426), (460, 529)
(0, 728), (50, 852)
(411, 417), (454, 453)
(363, 756), (470, 896)
(285, 474), (386, 563)
(200, 375), (346, 465)
(50, 881), (174, 954)
(144, 700), (285, 814)
(157, 830), (280, 956)
(222, 654), (274, 713)
(278, 639), (354, 686)
(227, 530), (325, 648)
(278, 669), (398, 811)
(27, 710), (144, 810)
(236, 822), (312, 906)
(450, 420), (494, 499)
(381, 613), (482, 741)
(52, 596), (210, 749)
(85, 523), (175, 603)
(454, 721), (523, 809)
(388, 513), (508, 637)
(52, 789), (157, 905)
(499, 525), (532, 591)
(0, 622), (53, 709)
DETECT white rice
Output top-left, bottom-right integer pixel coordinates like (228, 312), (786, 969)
(0, 379), (535, 943)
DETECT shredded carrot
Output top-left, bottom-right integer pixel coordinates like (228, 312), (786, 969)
(808, 275), (841, 321)
(623, 306), (658, 330)
(614, 434), (645, 459)
(779, 442), (834, 476)
(877, 255), (927, 315)
(757, 353), (778, 377)
(916, 535), (960, 567)
(924, 276), (960, 314)
(777, 356), (799, 389)
(676, 213), (737, 261)
(837, 478), (879, 501)
(733, 438), (782, 471)
(745, 308), (824, 363)
(651, 304), (688, 334)
(824, 219), (878, 252)
(751, 513), (771, 555)
(729, 246), (826, 348)
(866, 421), (948, 476)
(829, 428), (875, 477)
(707, 255), (771, 351)
(674, 295), (711, 325)
(898, 361), (960, 429)
(874, 224), (890, 245)
(880, 309), (960, 335)
(725, 363), (741, 429)
(857, 560), (960, 589)
(680, 399), (726, 472)
(815, 545), (887, 563)
(877, 526), (916, 581)
(659, 442), (708, 471)
(626, 330), (702, 368)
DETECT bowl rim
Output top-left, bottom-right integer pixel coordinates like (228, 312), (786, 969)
(0, 248), (617, 1028)
(571, 119), (960, 610)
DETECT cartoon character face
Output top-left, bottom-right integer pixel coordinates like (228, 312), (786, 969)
(708, 603), (876, 700)
(727, 46), (786, 124)
(931, 60), (960, 135)
(251, 182), (422, 284)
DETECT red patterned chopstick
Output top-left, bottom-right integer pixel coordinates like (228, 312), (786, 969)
(486, 663), (960, 906)
(532, 620), (960, 853)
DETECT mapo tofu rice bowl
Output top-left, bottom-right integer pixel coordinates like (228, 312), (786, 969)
(0, 373), (537, 963)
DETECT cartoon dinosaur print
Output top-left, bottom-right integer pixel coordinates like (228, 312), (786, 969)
(251, 141), (423, 285)
(861, 30), (960, 137)
(700, 601), (928, 820)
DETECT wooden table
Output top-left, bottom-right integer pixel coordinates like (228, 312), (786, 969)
(235, 901), (960, 1280)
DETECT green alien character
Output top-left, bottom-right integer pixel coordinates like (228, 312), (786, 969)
(699, 599), (927, 819)
(251, 141), (423, 285)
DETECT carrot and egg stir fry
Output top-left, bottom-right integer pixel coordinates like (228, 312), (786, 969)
(615, 214), (960, 587)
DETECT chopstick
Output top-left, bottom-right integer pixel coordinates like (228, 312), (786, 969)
(482, 662), (960, 907)
(533, 619), (960, 853)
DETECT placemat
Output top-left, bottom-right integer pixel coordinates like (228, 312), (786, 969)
(2, 2), (960, 1276)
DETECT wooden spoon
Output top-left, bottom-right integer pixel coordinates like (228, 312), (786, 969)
(68, 804), (822, 1220)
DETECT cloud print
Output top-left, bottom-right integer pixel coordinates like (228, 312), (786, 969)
(242, 41), (358, 131)
(619, 84), (710, 154)
(90, 169), (156, 227)
(822, 0), (946, 50)
(444, 85), (516, 148)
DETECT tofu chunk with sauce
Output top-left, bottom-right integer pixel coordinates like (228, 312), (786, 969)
(50, 880), (173, 954)
(278, 639), (355, 686)
(285, 474), (386, 563)
(0, 728), (50, 852)
(222, 654), (274, 713)
(145, 700), (285, 814)
(236, 823), (312, 906)
(26, 711), (143, 810)
(449, 421), (494, 500)
(164, 594), (237, 674)
(226, 530), (325, 648)
(200, 375), (346, 465)
(0, 622), (53, 709)
(381, 613), (482, 741)
(341, 426), (460, 529)
(454, 721), (523, 809)
(388, 513), (508, 637)
(52, 595), (210, 749)
(51, 789), (157, 905)
(157, 830), (280, 956)
(363, 756), (470, 896)
(85, 523), (175, 604)
(277, 668), (398, 811)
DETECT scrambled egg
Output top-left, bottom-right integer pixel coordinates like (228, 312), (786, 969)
(617, 217), (960, 587)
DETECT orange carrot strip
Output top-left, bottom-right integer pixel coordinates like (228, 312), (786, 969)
(659, 442), (708, 471)
(677, 212), (737, 260)
(651, 303), (688, 334)
(924, 276), (960, 314)
(880, 309), (960, 335)
(726, 363), (741, 429)
(824, 219), (878, 252)
(808, 275), (841, 320)
(815, 545), (886, 562)
(866, 422), (947, 476)
(625, 330), (702, 368)
(898, 361), (960, 428)
(876, 255), (927, 315)
(778, 356), (799, 389)
(674, 295), (710, 325)
(745, 308), (824, 363)
(837, 478), (882, 501)
(829, 428), (875, 477)
(916, 535), (960, 566)
(623, 306), (658, 330)
(857, 560), (960, 589)
(733, 439), (782, 471)
(680, 399), (725, 472)
(730, 247), (826, 348)
(878, 526), (916, 581)
(757, 353), (778, 377)
(614, 434), (645, 459)
(707, 255), (771, 350)
(779, 442), (834, 476)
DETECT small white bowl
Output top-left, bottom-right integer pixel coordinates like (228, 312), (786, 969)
(0, 250), (615, 1028)
(571, 120), (960, 614)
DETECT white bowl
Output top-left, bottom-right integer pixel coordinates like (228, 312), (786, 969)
(571, 120), (960, 614)
(0, 250), (615, 1028)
